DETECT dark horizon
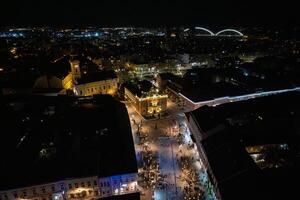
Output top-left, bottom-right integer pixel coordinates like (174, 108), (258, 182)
(1, 0), (298, 27)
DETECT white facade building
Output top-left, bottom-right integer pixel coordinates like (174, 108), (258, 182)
(0, 173), (138, 200)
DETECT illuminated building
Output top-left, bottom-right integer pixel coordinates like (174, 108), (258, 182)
(0, 174), (138, 200)
(124, 80), (167, 118)
(74, 70), (118, 96)
(0, 95), (138, 200)
(69, 59), (81, 81)
(33, 74), (73, 96)
(69, 56), (119, 97)
(186, 92), (300, 200)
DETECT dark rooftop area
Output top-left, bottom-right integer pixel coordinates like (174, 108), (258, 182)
(0, 95), (137, 190)
(99, 192), (140, 200)
(0, 55), (70, 90)
(124, 80), (156, 98)
(189, 92), (300, 200)
(162, 56), (300, 102)
(77, 70), (118, 85)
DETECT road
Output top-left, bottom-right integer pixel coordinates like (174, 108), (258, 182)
(155, 137), (183, 200)
(126, 99), (216, 200)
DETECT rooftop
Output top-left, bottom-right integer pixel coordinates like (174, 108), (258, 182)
(161, 56), (300, 102)
(0, 95), (137, 191)
(189, 92), (300, 200)
(77, 70), (118, 85)
(124, 80), (163, 98)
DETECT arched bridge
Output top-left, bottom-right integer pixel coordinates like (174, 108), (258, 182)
(184, 27), (244, 37)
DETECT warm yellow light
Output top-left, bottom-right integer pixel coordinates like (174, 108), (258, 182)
(107, 89), (116, 95)
(10, 47), (17, 54)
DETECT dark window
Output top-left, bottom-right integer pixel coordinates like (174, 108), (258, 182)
(13, 193), (18, 198)
(103, 86), (106, 89)
(107, 182), (110, 187)
(51, 186), (55, 192)
(81, 182), (85, 187)
(87, 181), (91, 187)
(23, 191), (27, 196)
(68, 184), (72, 189)
(41, 187), (46, 193)
(75, 183), (78, 188)
(93, 180), (98, 186)
(100, 182), (103, 187)
(32, 189), (37, 195)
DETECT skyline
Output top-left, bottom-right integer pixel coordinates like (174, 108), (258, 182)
(1, 0), (299, 27)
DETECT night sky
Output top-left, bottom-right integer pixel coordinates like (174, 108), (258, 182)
(0, 0), (298, 27)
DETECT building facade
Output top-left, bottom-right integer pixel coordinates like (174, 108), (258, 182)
(74, 78), (118, 96)
(70, 58), (119, 97)
(185, 113), (221, 200)
(0, 173), (138, 200)
(124, 81), (167, 117)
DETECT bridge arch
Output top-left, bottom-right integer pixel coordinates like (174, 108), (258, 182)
(194, 27), (215, 36)
(215, 29), (243, 36)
